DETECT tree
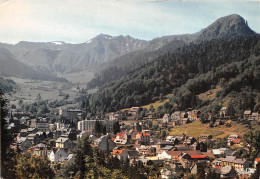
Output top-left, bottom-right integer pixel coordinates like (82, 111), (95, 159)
(113, 121), (120, 135)
(103, 125), (107, 135)
(251, 163), (260, 179)
(94, 120), (102, 134)
(161, 130), (167, 139)
(1, 90), (17, 179)
(244, 130), (260, 155)
(16, 154), (55, 179)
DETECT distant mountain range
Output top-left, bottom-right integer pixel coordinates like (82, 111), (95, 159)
(87, 15), (259, 112)
(0, 14), (256, 82)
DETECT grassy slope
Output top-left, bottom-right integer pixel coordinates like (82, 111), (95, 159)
(197, 86), (222, 101)
(169, 121), (251, 139)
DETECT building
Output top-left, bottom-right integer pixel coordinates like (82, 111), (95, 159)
(162, 114), (171, 123)
(171, 111), (181, 120)
(130, 107), (140, 115)
(20, 138), (33, 151)
(55, 137), (75, 149)
(161, 168), (176, 179)
(199, 134), (212, 142)
(109, 112), (122, 121)
(36, 122), (49, 132)
(220, 166), (236, 178)
(220, 107), (227, 118)
(112, 150), (128, 162)
(78, 120), (115, 133)
(212, 156), (249, 172)
(243, 110), (252, 119)
(59, 108), (82, 122)
(34, 143), (49, 156)
(227, 135), (240, 146)
(94, 135), (116, 152)
(27, 133), (40, 145)
(48, 149), (68, 163)
(251, 112), (259, 121)
(136, 132), (150, 144)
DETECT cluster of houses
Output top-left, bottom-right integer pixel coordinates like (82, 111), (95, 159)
(6, 105), (260, 178)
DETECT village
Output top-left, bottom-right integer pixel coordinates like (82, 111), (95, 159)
(6, 104), (260, 179)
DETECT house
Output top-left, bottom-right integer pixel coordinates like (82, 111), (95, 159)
(161, 168), (176, 179)
(20, 138), (33, 151)
(199, 134), (212, 143)
(184, 137), (196, 145)
(48, 148), (68, 163)
(162, 114), (171, 123)
(136, 156), (153, 166)
(67, 154), (76, 163)
(227, 135), (240, 146)
(158, 151), (172, 160)
(128, 150), (139, 160)
(136, 145), (155, 156)
(190, 142), (207, 152)
(27, 133), (40, 145)
(172, 144), (191, 151)
(130, 107), (140, 115)
(156, 141), (174, 153)
(212, 156), (249, 172)
(251, 112), (259, 120)
(212, 148), (237, 156)
(165, 136), (178, 144)
(109, 112), (122, 121)
(136, 133), (150, 144)
(55, 137), (75, 149)
(243, 110), (252, 119)
(220, 166), (236, 178)
(190, 162), (205, 174)
(189, 110), (200, 121)
(112, 150), (128, 162)
(33, 143), (49, 156)
(220, 107), (227, 118)
(94, 135), (116, 152)
(158, 150), (205, 161)
(162, 145), (175, 151)
(113, 139), (128, 145)
(115, 133), (127, 140)
(171, 111), (181, 120)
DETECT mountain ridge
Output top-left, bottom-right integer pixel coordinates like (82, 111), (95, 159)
(0, 14), (257, 82)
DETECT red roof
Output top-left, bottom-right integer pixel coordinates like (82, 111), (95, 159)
(255, 158), (260, 162)
(112, 138), (116, 141)
(139, 133), (149, 136)
(233, 138), (240, 144)
(117, 133), (123, 136)
(190, 155), (207, 159)
(112, 150), (123, 155)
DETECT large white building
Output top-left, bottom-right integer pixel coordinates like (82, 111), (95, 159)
(78, 120), (114, 133)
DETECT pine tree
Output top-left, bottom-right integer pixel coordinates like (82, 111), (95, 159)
(1, 90), (17, 179)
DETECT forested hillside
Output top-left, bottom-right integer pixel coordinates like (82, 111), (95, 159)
(88, 35), (260, 113)
(0, 77), (16, 93)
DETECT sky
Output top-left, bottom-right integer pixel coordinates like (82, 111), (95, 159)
(0, 0), (259, 44)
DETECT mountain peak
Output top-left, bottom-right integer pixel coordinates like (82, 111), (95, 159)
(198, 14), (255, 41)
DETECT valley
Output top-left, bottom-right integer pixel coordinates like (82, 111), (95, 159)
(1, 13), (260, 179)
